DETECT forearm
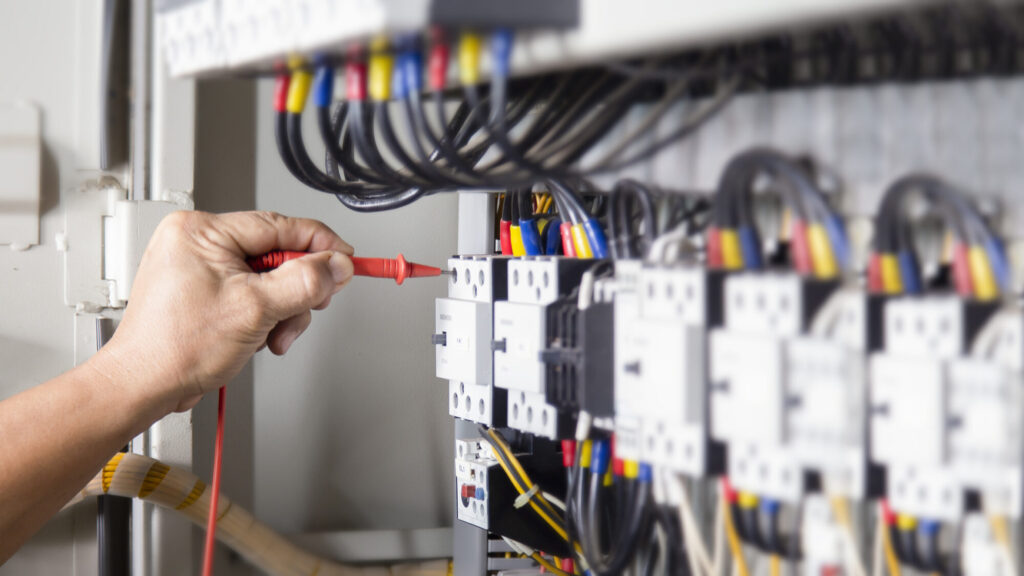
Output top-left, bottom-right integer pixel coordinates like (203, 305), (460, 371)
(0, 348), (171, 564)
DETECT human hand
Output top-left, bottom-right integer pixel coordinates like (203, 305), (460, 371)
(96, 211), (353, 413)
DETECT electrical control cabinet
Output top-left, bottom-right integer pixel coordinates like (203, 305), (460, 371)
(493, 257), (596, 439)
(436, 256), (509, 426)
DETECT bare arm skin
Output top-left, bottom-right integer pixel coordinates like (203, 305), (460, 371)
(0, 211), (354, 564)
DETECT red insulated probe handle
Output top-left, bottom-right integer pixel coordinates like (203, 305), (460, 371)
(246, 251), (442, 285)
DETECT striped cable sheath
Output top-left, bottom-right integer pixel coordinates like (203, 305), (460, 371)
(66, 452), (437, 576)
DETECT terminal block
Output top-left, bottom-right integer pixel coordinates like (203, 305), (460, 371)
(493, 257), (597, 439)
(616, 264), (724, 476)
(870, 295), (1001, 520)
(435, 256), (509, 426)
(710, 272), (838, 502)
(454, 436), (569, 556)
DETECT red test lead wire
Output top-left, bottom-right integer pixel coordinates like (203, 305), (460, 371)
(202, 386), (226, 576)
(246, 251), (443, 285)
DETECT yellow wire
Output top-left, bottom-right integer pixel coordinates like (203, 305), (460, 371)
(532, 553), (570, 576)
(990, 515), (1015, 568)
(722, 490), (751, 576)
(719, 229), (744, 270)
(880, 253), (904, 294)
(486, 429), (562, 519)
(968, 246), (999, 301)
(485, 430), (567, 539)
(881, 520), (901, 576)
(769, 555), (781, 576)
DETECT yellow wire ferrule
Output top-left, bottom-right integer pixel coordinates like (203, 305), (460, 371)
(286, 69), (313, 114)
(968, 245), (999, 301)
(896, 514), (917, 531)
(368, 39), (394, 101)
(719, 229), (744, 270)
(603, 467), (614, 487)
(571, 224), (593, 259)
(807, 223), (838, 279)
(458, 32), (483, 85)
(879, 253), (903, 294)
(623, 460), (639, 479)
(510, 225), (525, 257)
(579, 440), (592, 469)
(737, 491), (759, 509)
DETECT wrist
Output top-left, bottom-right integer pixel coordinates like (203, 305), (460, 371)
(82, 343), (178, 437)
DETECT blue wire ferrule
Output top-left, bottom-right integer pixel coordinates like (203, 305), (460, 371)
(491, 28), (514, 78)
(590, 439), (610, 476)
(313, 65), (335, 108)
(583, 218), (609, 259)
(637, 463), (652, 483)
(759, 499), (780, 516)
(919, 519), (941, 535)
(519, 218), (543, 256)
(985, 237), (1011, 292)
(897, 250), (920, 294)
(391, 59), (407, 100)
(824, 214), (850, 269)
(400, 50), (423, 96)
(545, 218), (562, 255)
(738, 225), (762, 270)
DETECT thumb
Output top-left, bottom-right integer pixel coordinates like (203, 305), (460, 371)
(249, 252), (352, 322)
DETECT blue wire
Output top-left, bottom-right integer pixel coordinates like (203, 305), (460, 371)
(985, 237), (1011, 293)
(738, 225), (761, 270)
(519, 218), (543, 256)
(897, 250), (921, 294)
(824, 214), (850, 270)
(491, 28), (514, 78)
(313, 65), (334, 109)
(544, 219), (563, 255)
(583, 218), (609, 259)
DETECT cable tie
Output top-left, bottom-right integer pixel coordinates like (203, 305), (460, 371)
(513, 484), (539, 509)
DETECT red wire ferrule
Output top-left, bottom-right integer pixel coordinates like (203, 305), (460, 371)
(952, 242), (974, 297)
(790, 219), (813, 275)
(560, 439), (576, 468)
(346, 61), (367, 101)
(560, 222), (576, 257)
(273, 74), (291, 112)
(721, 477), (738, 503)
(428, 42), (450, 92)
(867, 252), (884, 293)
(880, 500), (897, 526)
(706, 227), (723, 268)
(500, 220), (513, 256)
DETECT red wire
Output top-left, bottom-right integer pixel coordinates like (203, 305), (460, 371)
(202, 386), (226, 576)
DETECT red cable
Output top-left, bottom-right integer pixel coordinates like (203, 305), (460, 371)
(202, 386), (226, 576)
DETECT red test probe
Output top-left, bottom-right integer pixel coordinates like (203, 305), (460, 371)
(246, 250), (444, 285)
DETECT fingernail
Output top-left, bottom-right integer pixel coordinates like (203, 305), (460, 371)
(328, 252), (353, 284)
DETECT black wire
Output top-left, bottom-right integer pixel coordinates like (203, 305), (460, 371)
(348, 100), (426, 188)
(319, 103), (389, 185)
(376, 100), (449, 185)
(276, 112), (318, 189)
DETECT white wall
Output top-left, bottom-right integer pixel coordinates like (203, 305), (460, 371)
(251, 80), (458, 534)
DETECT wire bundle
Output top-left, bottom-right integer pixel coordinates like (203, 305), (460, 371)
(867, 174), (1008, 301)
(496, 184), (608, 259)
(560, 437), (657, 576)
(273, 30), (739, 212)
(65, 452), (397, 576)
(706, 149), (848, 279)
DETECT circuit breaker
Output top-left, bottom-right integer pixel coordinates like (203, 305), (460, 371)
(436, 256), (509, 426)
